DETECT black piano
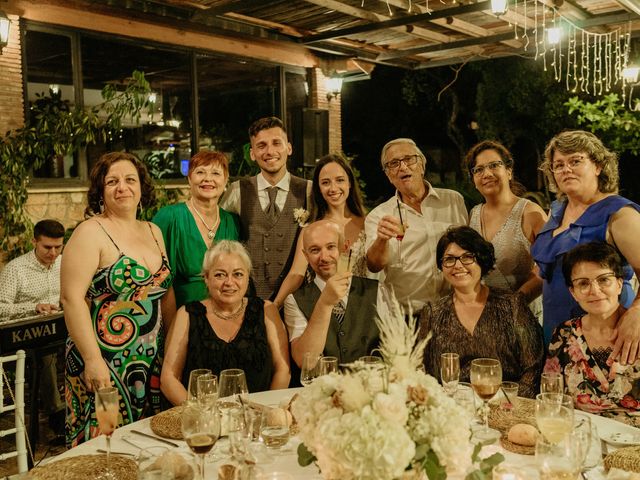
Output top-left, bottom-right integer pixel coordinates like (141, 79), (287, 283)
(0, 311), (67, 451)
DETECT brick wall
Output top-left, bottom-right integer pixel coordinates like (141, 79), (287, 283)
(0, 14), (24, 135)
(308, 68), (342, 154)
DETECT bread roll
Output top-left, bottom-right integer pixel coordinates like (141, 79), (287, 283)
(507, 423), (538, 446)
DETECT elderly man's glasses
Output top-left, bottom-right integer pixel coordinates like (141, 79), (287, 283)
(571, 272), (618, 294)
(442, 253), (476, 268)
(551, 156), (587, 173)
(384, 154), (420, 172)
(471, 161), (504, 176)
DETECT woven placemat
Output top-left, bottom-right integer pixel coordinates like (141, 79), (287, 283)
(489, 397), (536, 432)
(151, 405), (184, 439)
(31, 454), (136, 480)
(605, 446), (640, 472)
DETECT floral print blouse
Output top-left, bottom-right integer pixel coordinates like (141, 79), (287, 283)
(545, 316), (640, 427)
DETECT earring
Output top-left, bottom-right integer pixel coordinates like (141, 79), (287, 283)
(98, 199), (105, 214)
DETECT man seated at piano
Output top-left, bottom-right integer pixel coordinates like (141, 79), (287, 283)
(0, 219), (66, 442)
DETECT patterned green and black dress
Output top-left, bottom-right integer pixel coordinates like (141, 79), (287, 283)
(65, 222), (173, 447)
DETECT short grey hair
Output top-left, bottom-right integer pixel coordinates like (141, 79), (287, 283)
(202, 240), (252, 275)
(379, 138), (427, 170)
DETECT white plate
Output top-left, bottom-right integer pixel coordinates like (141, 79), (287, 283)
(601, 431), (640, 447)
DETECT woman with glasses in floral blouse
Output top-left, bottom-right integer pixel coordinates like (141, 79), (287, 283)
(531, 131), (640, 365)
(419, 226), (544, 398)
(545, 242), (640, 426)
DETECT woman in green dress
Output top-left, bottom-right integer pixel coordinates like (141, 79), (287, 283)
(153, 151), (240, 329)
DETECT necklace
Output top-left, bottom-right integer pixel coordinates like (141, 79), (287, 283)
(209, 298), (247, 321)
(190, 199), (220, 240)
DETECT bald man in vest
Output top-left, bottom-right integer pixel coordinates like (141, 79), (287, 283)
(283, 220), (382, 367)
(221, 116), (311, 300)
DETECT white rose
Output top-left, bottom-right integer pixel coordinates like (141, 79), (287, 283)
(373, 392), (409, 424)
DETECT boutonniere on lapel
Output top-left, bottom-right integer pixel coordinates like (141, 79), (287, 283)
(293, 208), (310, 227)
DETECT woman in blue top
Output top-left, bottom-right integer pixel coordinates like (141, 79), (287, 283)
(531, 130), (640, 363)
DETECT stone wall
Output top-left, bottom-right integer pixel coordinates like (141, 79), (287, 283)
(308, 68), (343, 154)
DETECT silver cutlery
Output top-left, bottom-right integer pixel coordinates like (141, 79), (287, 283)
(130, 429), (180, 447)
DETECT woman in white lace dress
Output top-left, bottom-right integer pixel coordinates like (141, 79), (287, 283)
(273, 154), (372, 308)
(466, 141), (547, 309)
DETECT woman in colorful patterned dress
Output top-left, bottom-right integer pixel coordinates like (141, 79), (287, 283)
(61, 152), (172, 447)
(273, 154), (370, 308)
(545, 242), (640, 426)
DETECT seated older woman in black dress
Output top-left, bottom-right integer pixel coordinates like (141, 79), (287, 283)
(161, 240), (290, 405)
(419, 226), (544, 398)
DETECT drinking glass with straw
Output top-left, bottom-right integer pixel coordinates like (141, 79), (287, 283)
(94, 384), (119, 480)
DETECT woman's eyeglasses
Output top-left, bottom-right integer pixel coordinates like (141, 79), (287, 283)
(471, 161), (504, 176)
(441, 253), (476, 268)
(551, 156), (587, 173)
(570, 272), (618, 293)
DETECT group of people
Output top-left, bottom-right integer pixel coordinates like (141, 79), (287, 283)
(3, 115), (640, 449)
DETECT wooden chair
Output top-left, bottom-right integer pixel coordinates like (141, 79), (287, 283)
(0, 350), (28, 473)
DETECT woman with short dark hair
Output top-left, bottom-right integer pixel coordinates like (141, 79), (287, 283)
(545, 241), (640, 426)
(419, 226), (544, 398)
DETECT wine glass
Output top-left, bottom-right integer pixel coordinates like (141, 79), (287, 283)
(541, 372), (564, 394)
(470, 357), (502, 443)
(260, 406), (290, 453)
(319, 356), (338, 375)
(440, 352), (460, 396)
(197, 373), (218, 408)
(95, 386), (119, 480)
(300, 352), (321, 386)
(574, 414), (600, 471)
(217, 369), (249, 433)
(535, 433), (581, 479)
(535, 393), (574, 444)
(182, 402), (221, 480)
(187, 368), (212, 402)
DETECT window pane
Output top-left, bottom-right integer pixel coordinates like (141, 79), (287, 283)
(25, 29), (76, 178)
(81, 35), (192, 179)
(197, 54), (278, 177)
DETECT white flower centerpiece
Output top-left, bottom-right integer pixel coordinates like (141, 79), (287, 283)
(291, 289), (503, 480)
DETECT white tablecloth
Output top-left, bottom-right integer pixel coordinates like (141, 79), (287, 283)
(49, 388), (640, 479)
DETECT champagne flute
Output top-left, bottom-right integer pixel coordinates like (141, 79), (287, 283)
(197, 373), (218, 408)
(440, 352), (460, 396)
(319, 356), (338, 375)
(470, 358), (502, 443)
(535, 393), (574, 444)
(541, 372), (564, 394)
(182, 402), (221, 480)
(260, 406), (290, 453)
(395, 199), (409, 267)
(300, 352), (321, 386)
(95, 386), (119, 480)
(187, 368), (212, 402)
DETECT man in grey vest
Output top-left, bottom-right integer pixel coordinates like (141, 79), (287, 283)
(283, 220), (382, 367)
(221, 116), (311, 300)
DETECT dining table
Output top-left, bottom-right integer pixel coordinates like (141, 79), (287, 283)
(42, 387), (640, 479)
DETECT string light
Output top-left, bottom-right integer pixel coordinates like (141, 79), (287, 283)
(382, 0), (633, 106)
